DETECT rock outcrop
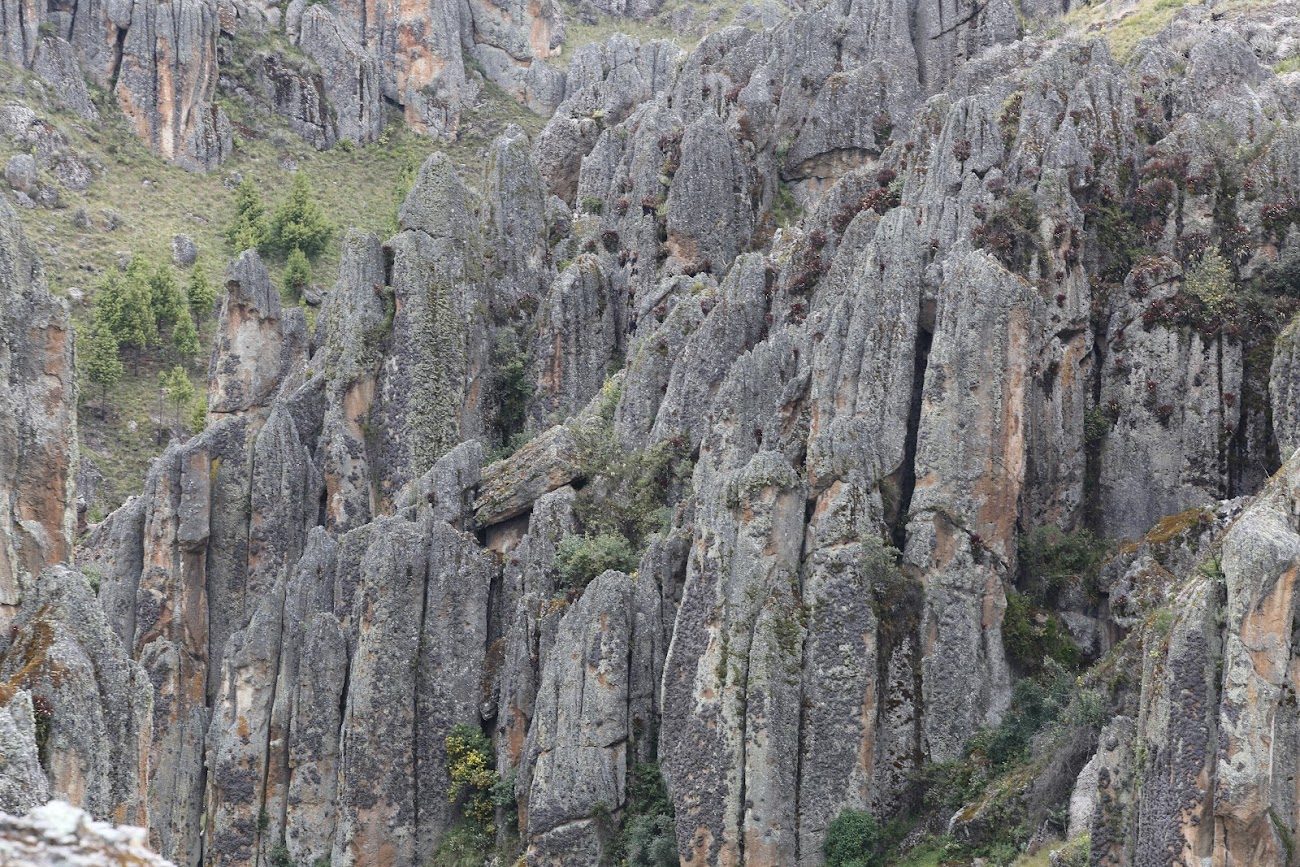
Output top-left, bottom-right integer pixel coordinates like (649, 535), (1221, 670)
(7, 2), (1300, 867)
(0, 198), (75, 638)
(0, 801), (174, 866)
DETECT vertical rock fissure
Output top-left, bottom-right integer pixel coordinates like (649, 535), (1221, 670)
(195, 745), (209, 866)
(891, 321), (932, 551)
(108, 25), (127, 92)
(909, 1), (927, 90)
(735, 610), (764, 867)
(413, 561), (431, 847)
(791, 498), (819, 866)
(255, 587), (290, 865)
(1214, 337), (1227, 499)
(1084, 296), (1108, 531)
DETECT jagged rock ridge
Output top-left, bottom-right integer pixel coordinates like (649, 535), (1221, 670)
(3, 1), (1300, 866)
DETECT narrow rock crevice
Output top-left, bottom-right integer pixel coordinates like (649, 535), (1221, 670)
(890, 317), (932, 552)
(108, 25), (127, 92)
(412, 562), (430, 847)
(256, 586), (290, 861)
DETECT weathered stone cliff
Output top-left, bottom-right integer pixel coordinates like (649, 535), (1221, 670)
(5, 1), (1300, 866)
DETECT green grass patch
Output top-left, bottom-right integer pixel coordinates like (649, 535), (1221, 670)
(1049, 0), (1193, 62)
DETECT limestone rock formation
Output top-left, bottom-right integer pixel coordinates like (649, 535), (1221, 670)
(6, 2), (1300, 867)
(0, 198), (75, 638)
(0, 801), (174, 866)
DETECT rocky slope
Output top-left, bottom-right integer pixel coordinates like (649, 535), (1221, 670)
(5, 0), (1300, 866)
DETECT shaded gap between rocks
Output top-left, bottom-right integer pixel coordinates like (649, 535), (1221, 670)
(108, 25), (127, 93)
(890, 314), (932, 552)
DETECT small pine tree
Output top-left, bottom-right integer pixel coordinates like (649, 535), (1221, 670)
(282, 247), (312, 301)
(148, 262), (187, 335)
(82, 317), (123, 420)
(189, 394), (207, 432)
(172, 305), (200, 365)
(96, 271), (154, 367)
(157, 366), (195, 436)
(187, 266), (218, 321)
(227, 178), (270, 254)
(271, 173), (332, 259)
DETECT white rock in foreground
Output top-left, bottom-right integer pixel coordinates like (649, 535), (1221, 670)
(0, 801), (174, 866)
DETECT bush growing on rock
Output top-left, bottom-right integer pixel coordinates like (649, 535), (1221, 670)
(554, 532), (638, 589)
(1002, 591), (1081, 673)
(1183, 249), (1232, 313)
(445, 723), (498, 826)
(824, 808), (884, 867)
(611, 763), (678, 867)
(437, 723), (501, 867)
(1017, 526), (1107, 604)
(570, 385), (692, 550)
(492, 332), (532, 447)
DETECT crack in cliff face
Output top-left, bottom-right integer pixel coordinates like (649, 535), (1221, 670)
(890, 311), (933, 552)
(254, 580), (290, 867)
(108, 25), (127, 93)
(908, 0), (927, 90)
(412, 561), (429, 854)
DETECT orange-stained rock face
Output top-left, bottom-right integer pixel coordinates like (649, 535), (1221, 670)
(0, 200), (76, 635)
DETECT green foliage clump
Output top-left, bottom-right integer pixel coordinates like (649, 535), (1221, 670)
(1053, 834), (1091, 867)
(970, 667), (1074, 768)
(94, 256), (205, 375)
(862, 536), (924, 658)
(824, 809), (884, 867)
(189, 395), (208, 433)
(554, 532), (639, 590)
(772, 180), (801, 227)
(1017, 526), (1107, 605)
(1088, 195), (1144, 283)
(445, 723), (499, 828)
(571, 385), (692, 552)
(437, 723), (502, 867)
(267, 844), (292, 867)
(31, 694), (53, 768)
(610, 763), (678, 867)
(428, 822), (493, 867)
(580, 195), (605, 214)
(493, 332), (533, 446)
(1182, 249), (1232, 313)
(227, 178), (270, 254)
(972, 188), (1040, 274)
(1002, 591), (1081, 674)
(1084, 406), (1110, 447)
(272, 172), (333, 259)
(282, 247), (313, 301)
